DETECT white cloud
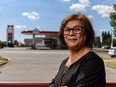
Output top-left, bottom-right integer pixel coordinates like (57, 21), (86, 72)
(69, 0), (90, 12)
(92, 5), (115, 18)
(79, 0), (90, 6)
(88, 15), (93, 19)
(22, 12), (40, 20)
(62, 0), (71, 2)
(14, 25), (27, 29)
(22, 12), (29, 16)
(99, 29), (108, 32)
(70, 3), (86, 12)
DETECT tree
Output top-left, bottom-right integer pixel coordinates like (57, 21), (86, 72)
(101, 31), (111, 45)
(14, 40), (19, 46)
(109, 4), (116, 36)
(0, 41), (5, 48)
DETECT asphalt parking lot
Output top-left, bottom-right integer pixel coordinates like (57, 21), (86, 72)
(0, 47), (116, 83)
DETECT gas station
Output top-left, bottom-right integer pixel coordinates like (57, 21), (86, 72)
(21, 28), (60, 49)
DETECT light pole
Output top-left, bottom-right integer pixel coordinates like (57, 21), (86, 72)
(111, 29), (114, 48)
(100, 37), (103, 48)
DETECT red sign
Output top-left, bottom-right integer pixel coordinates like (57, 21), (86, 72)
(8, 33), (12, 37)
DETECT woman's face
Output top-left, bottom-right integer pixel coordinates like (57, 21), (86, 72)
(63, 20), (86, 49)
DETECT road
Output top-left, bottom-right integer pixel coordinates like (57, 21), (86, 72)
(0, 47), (116, 83)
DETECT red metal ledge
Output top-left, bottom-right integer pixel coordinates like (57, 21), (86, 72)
(0, 82), (115, 87)
(0, 82), (49, 87)
(106, 82), (116, 87)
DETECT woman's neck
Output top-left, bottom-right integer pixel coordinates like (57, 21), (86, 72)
(66, 46), (90, 67)
(70, 47), (89, 58)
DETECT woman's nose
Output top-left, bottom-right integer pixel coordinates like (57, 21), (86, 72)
(68, 30), (75, 35)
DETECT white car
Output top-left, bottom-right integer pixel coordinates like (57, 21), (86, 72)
(108, 47), (116, 58)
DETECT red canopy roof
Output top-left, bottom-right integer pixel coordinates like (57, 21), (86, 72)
(21, 30), (59, 35)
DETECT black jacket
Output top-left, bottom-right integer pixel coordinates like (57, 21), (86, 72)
(48, 51), (106, 87)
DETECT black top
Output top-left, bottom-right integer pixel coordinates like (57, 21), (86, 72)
(48, 51), (106, 87)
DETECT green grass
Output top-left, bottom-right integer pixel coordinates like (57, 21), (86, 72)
(105, 61), (116, 66)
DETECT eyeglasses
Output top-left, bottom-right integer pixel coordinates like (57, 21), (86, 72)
(63, 25), (84, 35)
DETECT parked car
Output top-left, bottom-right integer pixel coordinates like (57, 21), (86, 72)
(108, 47), (116, 58)
(102, 45), (110, 49)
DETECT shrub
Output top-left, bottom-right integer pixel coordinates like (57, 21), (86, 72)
(7, 43), (14, 47)
(0, 41), (5, 48)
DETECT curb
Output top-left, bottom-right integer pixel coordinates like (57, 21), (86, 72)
(105, 63), (116, 69)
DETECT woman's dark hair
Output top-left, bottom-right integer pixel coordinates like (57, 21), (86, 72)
(59, 13), (95, 48)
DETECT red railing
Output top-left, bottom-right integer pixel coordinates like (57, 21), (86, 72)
(106, 82), (116, 87)
(0, 82), (115, 87)
(0, 82), (49, 87)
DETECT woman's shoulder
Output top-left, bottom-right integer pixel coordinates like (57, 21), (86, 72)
(82, 51), (104, 64)
(87, 51), (102, 59)
(77, 51), (105, 72)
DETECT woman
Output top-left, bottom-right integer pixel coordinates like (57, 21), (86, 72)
(48, 13), (106, 87)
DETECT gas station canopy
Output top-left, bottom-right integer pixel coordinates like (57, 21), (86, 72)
(21, 30), (59, 35)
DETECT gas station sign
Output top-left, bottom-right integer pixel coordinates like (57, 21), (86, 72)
(7, 25), (14, 44)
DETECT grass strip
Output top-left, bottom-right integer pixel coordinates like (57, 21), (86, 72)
(0, 56), (10, 65)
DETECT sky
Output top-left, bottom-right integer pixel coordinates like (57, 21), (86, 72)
(0, 0), (116, 43)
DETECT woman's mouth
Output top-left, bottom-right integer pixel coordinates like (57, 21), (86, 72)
(68, 39), (77, 42)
